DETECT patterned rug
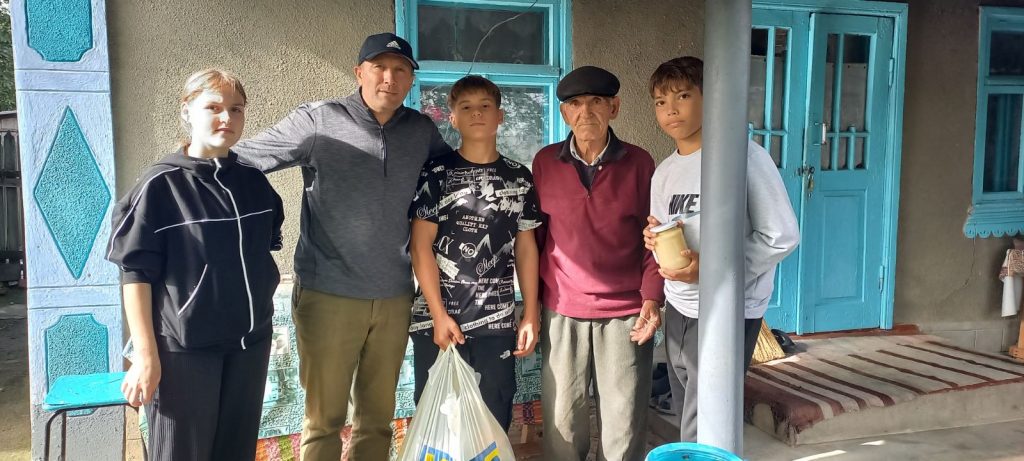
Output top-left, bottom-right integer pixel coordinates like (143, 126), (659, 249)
(745, 335), (1024, 436)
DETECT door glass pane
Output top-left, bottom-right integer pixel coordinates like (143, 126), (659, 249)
(823, 34), (838, 130)
(821, 34), (840, 170)
(820, 136), (831, 170)
(841, 35), (870, 131)
(769, 134), (783, 168)
(417, 5), (547, 65)
(749, 28), (769, 130)
(420, 83), (549, 167)
(854, 138), (865, 170)
(771, 29), (789, 130)
(990, 31), (1024, 77)
(837, 137), (848, 170)
(983, 93), (1022, 193)
(750, 28), (790, 131)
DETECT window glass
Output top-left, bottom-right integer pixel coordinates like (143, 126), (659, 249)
(417, 4), (547, 65)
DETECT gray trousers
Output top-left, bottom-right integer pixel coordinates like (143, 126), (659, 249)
(665, 304), (761, 442)
(540, 308), (653, 461)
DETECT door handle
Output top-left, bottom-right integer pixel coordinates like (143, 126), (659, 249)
(810, 122), (828, 146)
(802, 166), (815, 197)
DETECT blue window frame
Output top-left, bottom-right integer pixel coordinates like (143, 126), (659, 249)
(396, 0), (571, 167)
(965, 7), (1024, 237)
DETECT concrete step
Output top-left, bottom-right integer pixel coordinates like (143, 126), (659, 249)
(746, 335), (1024, 446)
(649, 335), (1024, 446)
(750, 379), (1024, 446)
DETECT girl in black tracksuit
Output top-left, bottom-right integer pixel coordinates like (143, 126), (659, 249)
(106, 69), (283, 461)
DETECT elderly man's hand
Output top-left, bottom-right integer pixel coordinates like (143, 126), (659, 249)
(659, 250), (700, 283)
(630, 300), (661, 345)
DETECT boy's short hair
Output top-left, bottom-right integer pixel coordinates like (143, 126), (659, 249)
(448, 75), (502, 109)
(649, 56), (704, 97)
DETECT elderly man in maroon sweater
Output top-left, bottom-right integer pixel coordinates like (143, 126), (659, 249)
(532, 65), (665, 461)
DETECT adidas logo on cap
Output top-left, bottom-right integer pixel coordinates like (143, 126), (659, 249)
(386, 40), (401, 49)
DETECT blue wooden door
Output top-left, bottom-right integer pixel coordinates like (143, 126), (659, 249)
(751, 10), (896, 333)
(749, 9), (810, 333)
(801, 14), (894, 332)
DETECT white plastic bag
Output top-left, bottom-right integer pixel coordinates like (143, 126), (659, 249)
(398, 346), (516, 461)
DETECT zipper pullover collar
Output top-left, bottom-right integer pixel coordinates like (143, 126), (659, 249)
(343, 90), (413, 177)
(158, 148), (242, 179)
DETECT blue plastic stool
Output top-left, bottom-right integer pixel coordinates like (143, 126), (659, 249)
(646, 442), (744, 461)
(42, 372), (141, 461)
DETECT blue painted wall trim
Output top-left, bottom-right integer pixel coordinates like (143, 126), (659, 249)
(32, 107), (111, 279)
(754, 0), (906, 15)
(24, 0), (94, 62)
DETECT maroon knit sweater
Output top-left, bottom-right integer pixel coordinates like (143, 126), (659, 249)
(532, 133), (664, 319)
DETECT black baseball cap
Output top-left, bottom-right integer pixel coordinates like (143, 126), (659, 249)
(358, 33), (419, 70)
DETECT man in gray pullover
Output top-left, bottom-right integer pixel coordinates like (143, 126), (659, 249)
(234, 33), (451, 461)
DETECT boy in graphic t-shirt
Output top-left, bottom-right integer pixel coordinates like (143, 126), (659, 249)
(408, 75), (542, 430)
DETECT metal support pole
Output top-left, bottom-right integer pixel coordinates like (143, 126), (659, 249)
(698, 0), (752, 455)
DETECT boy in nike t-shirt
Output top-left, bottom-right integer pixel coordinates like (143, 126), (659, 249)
(408, 75), (542, 430)
(643, 56), (800, 442)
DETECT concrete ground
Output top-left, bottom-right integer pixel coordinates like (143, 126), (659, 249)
(742, 420), (1024, 461)
(0, 287), (30, 461)
(113, 408), (1024, 461)
(3, 292), (1024, 460)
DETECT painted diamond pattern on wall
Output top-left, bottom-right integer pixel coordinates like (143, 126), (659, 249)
(33, 107), (110, 279)
(25, 0), (94, 62)
(44, 313), (109, 415)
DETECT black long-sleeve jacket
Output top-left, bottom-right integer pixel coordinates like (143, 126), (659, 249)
(107, 150), (283, 351)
